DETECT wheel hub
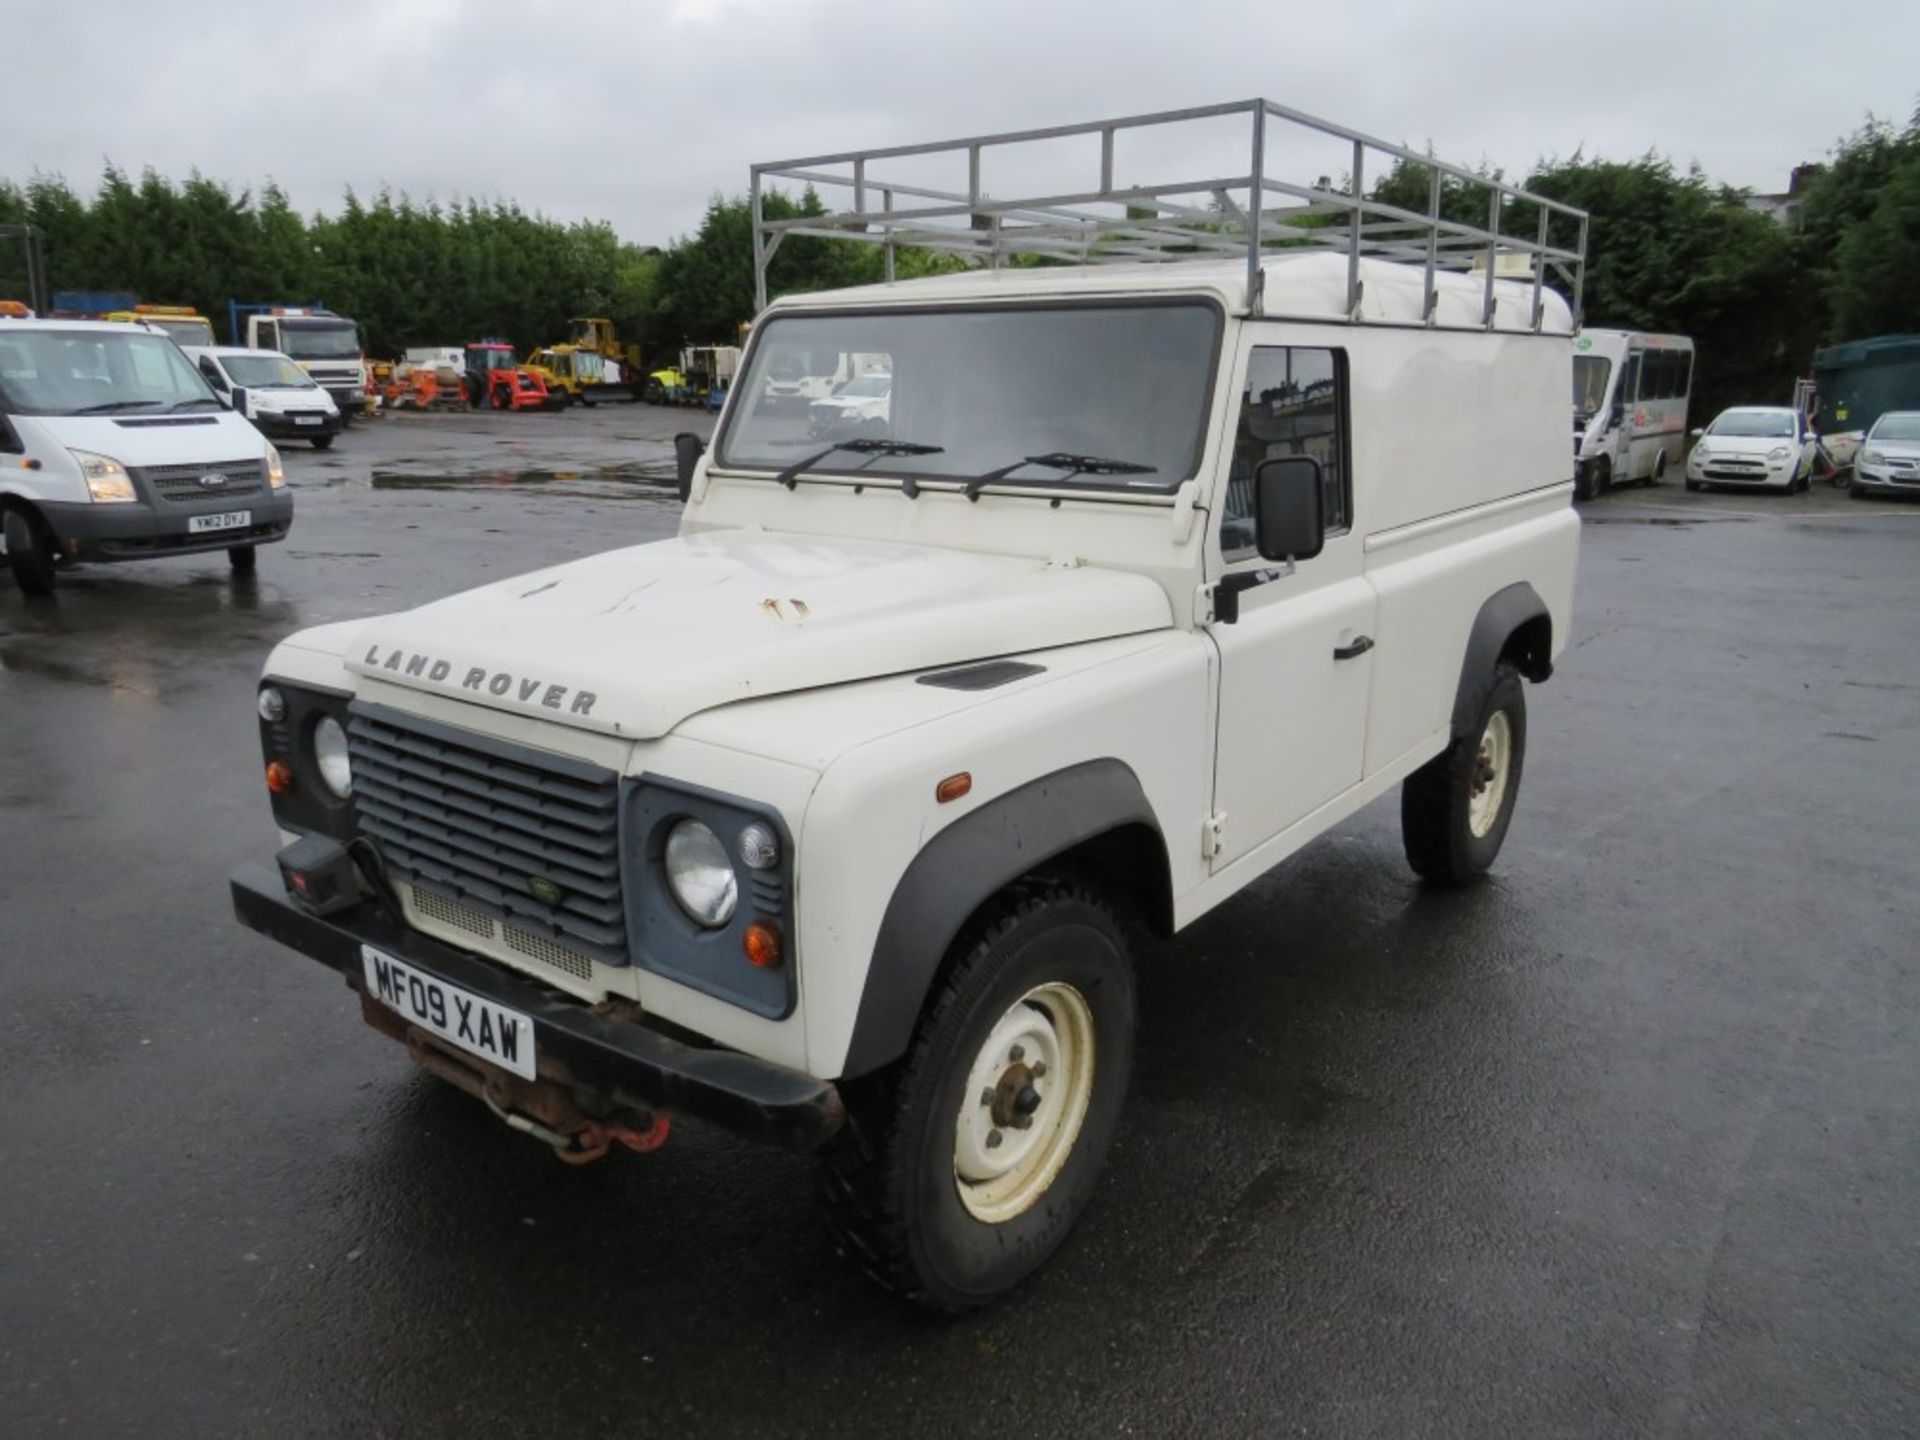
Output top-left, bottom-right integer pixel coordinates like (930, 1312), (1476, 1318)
(953, 983), (1096, 1224)
(1467, 709), (1513, 839)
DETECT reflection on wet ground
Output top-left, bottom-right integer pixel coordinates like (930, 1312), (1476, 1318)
(368, 459), (680, 498)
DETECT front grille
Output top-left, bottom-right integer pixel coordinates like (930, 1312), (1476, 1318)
(136, 458), (267, 503)
(347, 702), (628, 966)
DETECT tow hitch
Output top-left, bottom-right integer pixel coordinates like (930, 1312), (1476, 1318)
(360, 991), (671, 1164)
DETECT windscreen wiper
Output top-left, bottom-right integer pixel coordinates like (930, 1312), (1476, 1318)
(962, 451), (1157, 502)
(772, 437), (944, 491)
(166, 399), (224, 412)
(69, 400), (163, 415)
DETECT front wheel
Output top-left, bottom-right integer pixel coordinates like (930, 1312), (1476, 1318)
(228, 544), (258, 575)
(818, 883), (1135, 1310)
(312, 434), (334, 451)
(1685, 478), (1703, 492)
(4, 508), (57, 596)
(1402, 662), (1527, 883)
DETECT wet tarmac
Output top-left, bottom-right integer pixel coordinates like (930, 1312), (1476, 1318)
(2, 408), (1918, 1437)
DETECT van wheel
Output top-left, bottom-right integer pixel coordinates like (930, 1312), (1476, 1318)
(1402, 662), (1527, 883)
(5, 508), (58, 596)
(228, 545), (258, 575)
(818, 883), (1135, 1311)
(312, 434), (334, 451)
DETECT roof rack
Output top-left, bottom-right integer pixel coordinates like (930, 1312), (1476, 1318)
(751, 99), (1587, 333)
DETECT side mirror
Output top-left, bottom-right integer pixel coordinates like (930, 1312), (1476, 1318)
(673, 431), (705, 502)
(229, 386), (249, 415)
(1254, 455), (1325, 563)
(1689, 427), (1704, 439)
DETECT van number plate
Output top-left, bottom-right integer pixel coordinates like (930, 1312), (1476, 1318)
(188, 510), (252, 534)
(361, 945), (537, 1079)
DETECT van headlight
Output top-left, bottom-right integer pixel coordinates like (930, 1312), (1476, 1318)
(266, 444), (286, 489)
(664, 819), (738, 927)
(69, 449), (136, 503)
(312, 715), (353, 799)
(1861, 449), (1884, 467)
(1767, 447), (1791, 462)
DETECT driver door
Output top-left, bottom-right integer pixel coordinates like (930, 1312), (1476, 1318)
(1206, 339), (1377, 873)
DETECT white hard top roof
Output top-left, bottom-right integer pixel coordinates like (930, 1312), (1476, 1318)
(0, 317), (165, 334)
(765, 250), (1574, 335)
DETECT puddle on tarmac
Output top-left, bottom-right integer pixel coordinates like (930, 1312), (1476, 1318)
(368, 460), (678, 499)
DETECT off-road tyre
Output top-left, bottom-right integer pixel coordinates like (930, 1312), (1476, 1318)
(1402, 661), (1527, 884)
(817, 882), (1136, 1311)
(5, 507), (57, 596)
(490, 384), (512, 411)
(228, 544), (258, 575)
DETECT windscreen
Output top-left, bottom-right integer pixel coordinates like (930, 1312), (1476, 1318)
(717, 302), (1221, 491)
(153, 318), (215, 347)
(1708, 410), (1795, 438)
(1572, 354), (1612, 417)
(1870, 413), (1920, 441)
(0, 328), (219, 416)
(224, 354), (314, 388)
(279, 320), (360, 360)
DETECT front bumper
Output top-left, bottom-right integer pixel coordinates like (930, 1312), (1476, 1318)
(253, 411), (341, 441)
(324, 388), (367, 415)
(229, 863), (844, 1153)
(1854, 463), (1920, 491)
(40, 490), (294, 561)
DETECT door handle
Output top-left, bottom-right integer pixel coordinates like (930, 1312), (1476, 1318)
(1333, 635), (1374, 661)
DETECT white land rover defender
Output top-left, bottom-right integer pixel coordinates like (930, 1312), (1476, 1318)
(232, 101), (1584, 1308)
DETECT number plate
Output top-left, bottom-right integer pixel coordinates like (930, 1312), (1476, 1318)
(188, 509), (252, 534)
(294, 416), (322, 426)
(361, 945), (537, 1079)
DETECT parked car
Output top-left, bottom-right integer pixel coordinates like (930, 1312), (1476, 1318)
(1685, 407), (1817, 493)
(806, 371), (891, 437)
(185, 345), (341, 448)
(1850, 410), (1920, 498)
(0, 318), (292, 594)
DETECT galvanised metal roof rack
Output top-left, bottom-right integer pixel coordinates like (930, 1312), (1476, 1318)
(751, 98), (1587, 333)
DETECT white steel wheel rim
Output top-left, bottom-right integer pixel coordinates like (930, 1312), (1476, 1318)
(1469, 709), (1513, 838)
(953, 982), (1096, 1224)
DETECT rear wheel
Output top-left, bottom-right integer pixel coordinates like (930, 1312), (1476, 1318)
(1649, 451), (1667, 486)
(4, 507), (57, 597)
(818, 883), (1135, 1310)
(490, 384), (512, 411)
(1402, 662), (1527, 883)
(228, 544), (257, 575)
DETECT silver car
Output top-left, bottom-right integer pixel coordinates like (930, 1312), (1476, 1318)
(1852, 411), (1920, 498)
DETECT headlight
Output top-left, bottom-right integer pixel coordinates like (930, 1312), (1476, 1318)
(69, 449), (136, 503)
(1861, 449), (1884, 466)
(665, 819), (738, 927)
(313, 715), (353, 799)
(266, 445), (286, 489)
(1767, 447), (1791, 461)
(257, 685), (287, 722)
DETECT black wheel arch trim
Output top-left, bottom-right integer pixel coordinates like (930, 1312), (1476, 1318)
(840, 758), (1165, 1079)
(1451, 581), (1552, 737)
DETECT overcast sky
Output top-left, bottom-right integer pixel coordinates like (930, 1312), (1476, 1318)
(12, 0), (1918, 247)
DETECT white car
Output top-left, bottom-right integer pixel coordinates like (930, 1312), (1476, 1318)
(1850, 411), (1920, 498)
(1685, 406), (1817, 493)
(185, 346), (342, 449)
(806, 372), (891, 436)
(229, 101), (1582, 1310)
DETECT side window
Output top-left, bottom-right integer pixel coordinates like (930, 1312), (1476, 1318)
(1222, 346), (1350, 562)
(1620, 352), (1642, 405)
(198, 358), (229, 391)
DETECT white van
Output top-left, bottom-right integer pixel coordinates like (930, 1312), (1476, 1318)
(1572, 329), (1695, 498)
(0, 319), (293, 595)
(185, 345), (342, 449)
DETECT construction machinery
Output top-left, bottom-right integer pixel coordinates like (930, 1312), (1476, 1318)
(463, 341), (560, 412)
(566, 317), (645, 395)
(525, 343), (629, 406)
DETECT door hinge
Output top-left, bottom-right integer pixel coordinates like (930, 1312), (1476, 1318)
(1202, 811), (1228, 860)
